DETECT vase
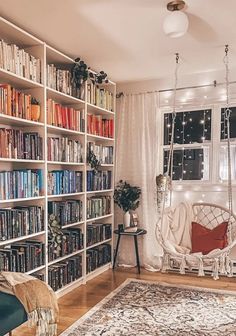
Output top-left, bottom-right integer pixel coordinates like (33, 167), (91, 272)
(124, 211), (131, 228)
(31, 104), (41, 121)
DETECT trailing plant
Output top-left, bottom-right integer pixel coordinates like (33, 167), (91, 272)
(89, 70), (109, 85)
(48, 214), (66, 257)
(71, 57), (89, 89)
(87, 149), (101, 173)
(114, 180), (141, 213)
(31, 97), (40, 105)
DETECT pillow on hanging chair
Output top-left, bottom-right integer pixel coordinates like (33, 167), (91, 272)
(191, 221), (228, 255)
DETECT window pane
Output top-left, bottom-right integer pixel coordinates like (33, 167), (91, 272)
(221, 107), (236, 139)
(163, 148), (209, 181)
(219, 145), (236, 180)
(164, 110), (211, 145)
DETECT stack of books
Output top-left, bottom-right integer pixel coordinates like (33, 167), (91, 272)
(87, 170), (112, 191)
(0, 128), (43, 160)
(0, 169), (43, 200)
(47, 136), (83, 163)
(48, 200), (83, 226)
(87, 142), (113, 164)
(86, 243), (111, 273)
(87, 196), (111, 219)
(87, 114), (114, 138)
(47, 170), (83, 195)
(87, 223), (112, 246)
(0, 240), (45, 272)
(0, 206), (44, 241)
(0, 40), (41, 82)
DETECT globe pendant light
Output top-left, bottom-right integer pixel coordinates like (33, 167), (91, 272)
(163, 0), (189, 38)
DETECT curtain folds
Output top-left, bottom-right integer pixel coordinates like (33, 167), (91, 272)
(115, 92), (162, 270)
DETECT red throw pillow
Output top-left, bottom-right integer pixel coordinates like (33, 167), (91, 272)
(191, 221), (228, 255)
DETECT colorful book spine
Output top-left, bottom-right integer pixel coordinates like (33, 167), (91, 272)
(48, 200), (83, 226)
(87, 81), (113, 111)
(87, 196), (111, 219)
(87, 142), (113, 164)
(87, 114), (114, 138)
(47, 136), (83, 163)
(47, 170), (83, 195)
(87, 223), (112, 247)
(87, 170), (112, 191)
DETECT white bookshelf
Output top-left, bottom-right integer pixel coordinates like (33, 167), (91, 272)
(0, 16), (116, 296)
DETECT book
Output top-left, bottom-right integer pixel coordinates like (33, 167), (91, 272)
(47, 170), (83, 195)
(87, 80), (113, 111)
(48, 199), (83, 226)
(87, 170), (112, 192)
(87, 142), (113, 164)
(87, 114), (114, 138)
(86, 243), (111, 273)
(87, 223), (112, 246)
(47, 136), (83, 163)
(87, 196), (111, 219)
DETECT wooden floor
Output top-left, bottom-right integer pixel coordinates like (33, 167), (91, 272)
(13, 267), (236, 335)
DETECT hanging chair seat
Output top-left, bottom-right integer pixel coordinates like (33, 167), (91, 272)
(157, 202), (236, 279)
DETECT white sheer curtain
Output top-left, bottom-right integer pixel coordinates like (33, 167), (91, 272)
(115, 92), (162, 270)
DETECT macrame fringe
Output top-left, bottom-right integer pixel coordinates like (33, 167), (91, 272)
(180, 256), (186, 275)
(198, 258), (205, 277)
(28, 308), (57, 336)
(212, 258), (219, 280)
(161, 253), (170, 273)
(219, 253), (227, 275)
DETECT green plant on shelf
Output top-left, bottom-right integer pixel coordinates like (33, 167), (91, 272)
(71, 57), (89, 89)
(89, 70), (109, 85)
(114, 180), (141, 213)
(48, 214), (66, 257)
(87, 149), (101, 174)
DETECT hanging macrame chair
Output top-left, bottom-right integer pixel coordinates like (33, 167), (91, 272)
(156, 47), (236, 280)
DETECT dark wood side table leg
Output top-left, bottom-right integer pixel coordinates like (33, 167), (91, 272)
(113, 234), (121, 270)
(134, 236), (140, 274)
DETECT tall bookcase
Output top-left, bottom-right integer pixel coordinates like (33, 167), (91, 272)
(0, 16), (116, 297)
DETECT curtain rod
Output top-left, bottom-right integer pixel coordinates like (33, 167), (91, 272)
(116, 79), (236, 98)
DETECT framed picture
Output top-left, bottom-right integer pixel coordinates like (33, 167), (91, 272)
(130, 213), (138, 227)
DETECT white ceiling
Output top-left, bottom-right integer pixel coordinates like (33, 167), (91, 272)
(0, 0), (236, 83)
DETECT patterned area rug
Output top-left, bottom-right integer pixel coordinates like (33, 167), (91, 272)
(61, 279), (236, 336)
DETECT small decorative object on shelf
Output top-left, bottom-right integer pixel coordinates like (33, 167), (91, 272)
(114, 180), (141, 229)
(48, 214), (66, 258)
(31, 97), (41, 121)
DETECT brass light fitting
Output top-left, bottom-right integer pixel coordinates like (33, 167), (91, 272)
(167, 0), (186, 11)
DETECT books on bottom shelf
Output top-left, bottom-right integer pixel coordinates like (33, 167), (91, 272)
(48, 254), (82, 292)
(86, 243), (111, 273)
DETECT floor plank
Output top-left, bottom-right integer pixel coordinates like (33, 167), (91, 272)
(12, 267), (236, 335)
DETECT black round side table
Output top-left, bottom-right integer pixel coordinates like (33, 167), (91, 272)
(113, 228), (147, 274)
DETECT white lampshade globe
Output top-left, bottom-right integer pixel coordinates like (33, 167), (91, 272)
(163, 11), (189, 38)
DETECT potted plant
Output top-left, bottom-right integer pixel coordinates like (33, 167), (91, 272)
(31, 97), (41, 121)
(114, 180), (141, 228)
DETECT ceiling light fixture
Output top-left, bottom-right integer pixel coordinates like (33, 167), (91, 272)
(163, 0), (189, 38)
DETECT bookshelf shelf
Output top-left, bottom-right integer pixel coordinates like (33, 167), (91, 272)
(0, 68), (43, 89)
(0, 196), (45, 204)
(87, 103), (115, 116)
(86, 262), (111, 278)
(87, 134), (115, 141)
(0, 114), (44, 127)
(86, 189), (113, 194)
(47, 87), (85, 105)
(0, 231), (46, 247)
(86, 238), (112, 250)
(48, 248), (84, 266)
(86, 214), (113, 222)
(47, 192), (84, 199)
(0, 15), (115, 295)
(47, 125), (85, 136)
(0, 158), (45, 163)
(48, 161), (84, 166)
(61, 221), (84, 229)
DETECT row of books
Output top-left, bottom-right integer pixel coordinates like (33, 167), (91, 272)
(0, 128), (43, 160)
(87, 170), (112, 192)
(87, 82), (113, 111)
(0, 169), (43, 200)
(47, 99), (85, 132)
(87, 114), (114, 138)
(48, 254), (82, 291)
(87, 196), (111, 219)
(0, 240), (45, 272)
(47, 170), (83, 195)
(86, 243), (111, 273)
(0, 40), (41, 83)
(87, 142), (113, 164)
(48, 200), (83, 226)
(0, 206), (44, 242)
(48, 136), (83, 163)
(47, 65), (72, 95)
(0, 84), (41, 121)
(48, 227), (83, 262)
(87, 223), (112, 247)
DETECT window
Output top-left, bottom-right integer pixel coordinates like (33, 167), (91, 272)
(163, 109), (212, 181)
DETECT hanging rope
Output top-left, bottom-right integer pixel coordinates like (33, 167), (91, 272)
(223, 44), (233, 242)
